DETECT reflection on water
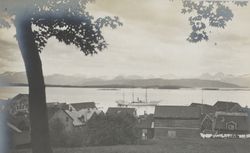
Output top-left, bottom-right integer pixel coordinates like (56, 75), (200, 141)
(1, 87), (250, 115)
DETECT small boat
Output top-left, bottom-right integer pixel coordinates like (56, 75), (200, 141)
(116, 89), (160, 107)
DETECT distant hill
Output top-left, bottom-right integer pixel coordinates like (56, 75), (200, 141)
(80, 78), (240, 88)
(0, 71), (27, 86)
(0, 71), (89, 86)
(200, 72), (250, 87)
(0, 71), (241, 88)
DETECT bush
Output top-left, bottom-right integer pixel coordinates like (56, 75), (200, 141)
(49, 112), (139, 147)
(49, 119), (86, 147)
(86, 113), (139, 146)
(49, 119), (66, 146)
(64, 128), (87, 147)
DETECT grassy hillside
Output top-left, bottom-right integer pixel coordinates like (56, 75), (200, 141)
(12, 138), (250, 153)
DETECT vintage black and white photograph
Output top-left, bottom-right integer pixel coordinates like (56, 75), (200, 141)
(0, 0), (250, 153)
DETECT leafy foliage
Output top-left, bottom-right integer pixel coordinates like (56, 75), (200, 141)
(0, 0), (122, 54)
(0, 1), (122, 152)
(86, 112), (139, 146)
(181, 1), (247, 43)
(1, 0), (249, 44)
(49, 118), (87, 147)
(49, 118), (67, 146)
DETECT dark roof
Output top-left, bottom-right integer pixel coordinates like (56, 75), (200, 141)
(190, 103), (213, 108)
(213, 101), (241, 112)
(11, 94), (29, 104)
(70, 102), (96, 111)
(47, 102), (68, 110)
(154, 106), (200, 119)
(106, 107), (136, 116)
(190, 103), (214, 114)
(12, 93), (28, 100)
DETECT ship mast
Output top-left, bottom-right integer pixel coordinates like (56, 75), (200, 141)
(123, 90), (125, 102)
(201, 89), (204, 115)
(145, 88), (148, 103)
(132, 88), (135, 102)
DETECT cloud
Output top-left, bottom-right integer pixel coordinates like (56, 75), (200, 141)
(0, 27), (24, 72)
(0, 0), (250, 78)
(0, 38), (16, 54)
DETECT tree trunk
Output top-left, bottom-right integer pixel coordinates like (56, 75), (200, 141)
(15, 17), (53, 153)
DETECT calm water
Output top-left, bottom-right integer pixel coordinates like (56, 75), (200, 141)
(1, 87), (250, 115)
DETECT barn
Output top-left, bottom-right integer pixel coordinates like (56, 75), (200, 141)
(154, 106), (201, 138)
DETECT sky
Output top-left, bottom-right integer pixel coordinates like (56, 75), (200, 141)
(0, 0), (250, 79)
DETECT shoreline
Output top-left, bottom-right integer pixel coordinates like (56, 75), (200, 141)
(1, 84), (250, 91)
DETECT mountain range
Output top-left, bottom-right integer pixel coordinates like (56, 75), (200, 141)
(1, 71), (250, 88)
(199, 72), (250, 87)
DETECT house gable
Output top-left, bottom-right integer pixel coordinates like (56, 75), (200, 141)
(10, 94), (29, 115)
(214, 112), (248, 134)
(154, 106), (201, 119)
(49, 110), (75, 132)
(154, 106), (201, 138)
(106, 107), (137, 116)
(69, 102), (96, 111)
(213, 101), (242, 112)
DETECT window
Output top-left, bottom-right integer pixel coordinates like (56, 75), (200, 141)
(168, 130), (176, 138)
(226, 121), (237, 130)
